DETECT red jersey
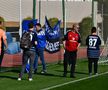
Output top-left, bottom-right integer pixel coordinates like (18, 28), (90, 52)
(65, 31), (80, 51)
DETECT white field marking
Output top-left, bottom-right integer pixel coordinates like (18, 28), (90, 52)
(41, 71), (108, 90)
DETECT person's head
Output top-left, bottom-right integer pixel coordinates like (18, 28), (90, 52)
(36, 23), (41, 31)
(28, 21), (34, 30)
(72, 24), (79, 32)
(91, 27), (97, 34)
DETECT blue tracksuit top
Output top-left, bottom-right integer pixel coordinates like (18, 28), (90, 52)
(36, 29), (46, 48)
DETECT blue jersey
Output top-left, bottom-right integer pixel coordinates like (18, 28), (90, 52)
(36, 29), (46, 48)
(86, 35), (101, 58)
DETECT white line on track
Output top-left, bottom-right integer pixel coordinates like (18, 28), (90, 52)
(41, 71), (108, 90)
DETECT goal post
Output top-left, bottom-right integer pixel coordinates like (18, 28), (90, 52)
(98, 37), (108, 64)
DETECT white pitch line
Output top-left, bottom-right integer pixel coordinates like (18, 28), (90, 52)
(41, 71), (108, 90)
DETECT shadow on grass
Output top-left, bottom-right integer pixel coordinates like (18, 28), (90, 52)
(55, 70), (88, 75)
(35, 72), (64, 78)
(75, 71), (88, 75)
(0, 75), (18, 80)
(0, 69), (20, 80)
(0, 69), (20, 73)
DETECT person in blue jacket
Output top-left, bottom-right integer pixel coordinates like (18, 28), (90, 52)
(33, 23), (47, 74)
(86, 27), (101, 76)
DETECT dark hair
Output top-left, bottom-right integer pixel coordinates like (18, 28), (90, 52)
(28, 21), (34, 29)
(36, 23), (41, 27)
(91, 27), (96, 33)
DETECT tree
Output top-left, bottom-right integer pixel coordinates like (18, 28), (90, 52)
(23, 16), (33, 21)
(0, 16), (6, 30)
(48, 17), (59, 28)
(79, 17), (92, 45)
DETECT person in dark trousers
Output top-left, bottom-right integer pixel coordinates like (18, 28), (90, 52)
(86, 27), (101, 76)
(33, 23), (47, 74)
(0, 21), (8, 71)
(18, 22), (37, 81)
(63, 24), (81, 78)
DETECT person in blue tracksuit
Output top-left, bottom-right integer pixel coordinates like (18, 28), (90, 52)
(86, 27), (101, 75)
(33, 23), (47, 74)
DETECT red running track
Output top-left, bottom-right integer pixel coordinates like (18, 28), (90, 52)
(1, 47), (87, 67)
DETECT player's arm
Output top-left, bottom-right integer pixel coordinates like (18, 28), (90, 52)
(77, 34), (81, 49)
(86, 36), (89, 46)
(33, 32), (38, 45)
(3, 32), (8, 50)
(62, 32), (68, 49)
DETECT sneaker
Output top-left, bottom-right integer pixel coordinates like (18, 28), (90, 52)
(29, 78), (33, 81)
(41, 70), (47, 74)
(18, 78), (21, 81)
(94, 73), (98, 75)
